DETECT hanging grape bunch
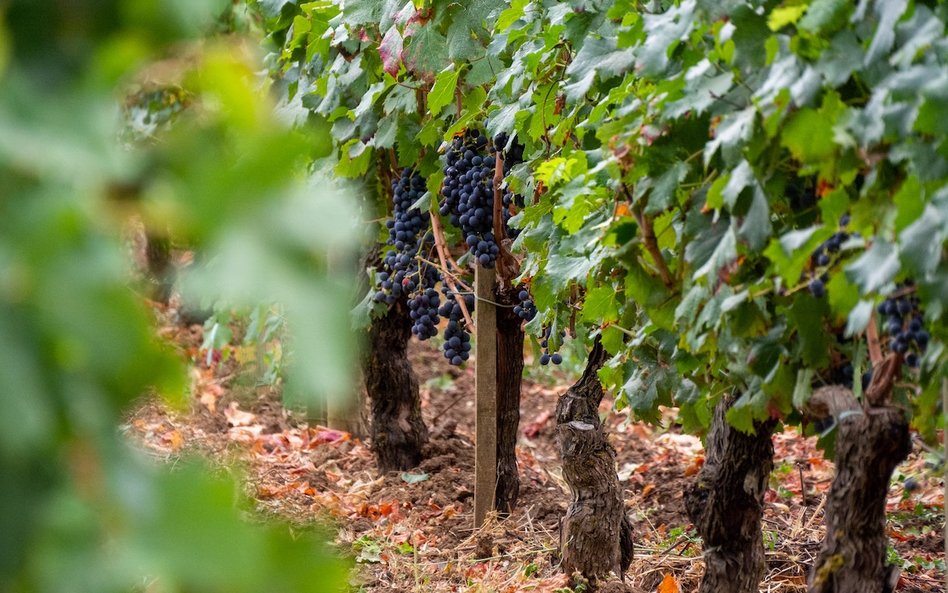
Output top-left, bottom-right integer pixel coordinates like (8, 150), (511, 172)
(407, 266), (442, 340)
(513, 288), (537, 322)
(374, 167), (439, 314)
(440, 130), (500, 268)
(807, 214), (851, 298)
(877, 282), (929, 368)
(539, 327), (564, 366)
(438, 289), (475, 365)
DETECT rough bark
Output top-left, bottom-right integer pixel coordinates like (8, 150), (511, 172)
(363, 297), (428, 472)
(685, 395), (775, 593)
(555, 340), (633, 584)
(494, 285), (524, 514)
(144, 231), (174, 304)
(807, 356), (910, 593)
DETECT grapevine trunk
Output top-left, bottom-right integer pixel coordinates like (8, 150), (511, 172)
(555, 340), (633, 584)
(145, 231), (174, 304)
(494, 284), (523, 513)
(363, 297), (429, 472)
(685, 395), (775, 593)
(807, 385), (911, 593)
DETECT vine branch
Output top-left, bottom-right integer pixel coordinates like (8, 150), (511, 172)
(492, 150), (520, 286)
(430, 206), (475, 329)
(621, 183), (674, 288)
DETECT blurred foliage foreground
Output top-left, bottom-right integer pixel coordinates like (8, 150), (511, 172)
(0, 2), (357, 591)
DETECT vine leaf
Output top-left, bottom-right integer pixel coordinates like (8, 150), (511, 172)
(565, 36), (634, 81)
(427, 66), (460, 117)
(379, 27), (403, 77)
(845, 239), (899, 294)
(403, 26), (449, 79)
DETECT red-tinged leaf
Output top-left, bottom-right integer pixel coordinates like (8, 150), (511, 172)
(379, 27), (403, 77)
(658, 573), (680, 593)
(312, 428), (349, 444)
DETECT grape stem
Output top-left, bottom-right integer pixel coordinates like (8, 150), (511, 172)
(416, 255), (473, 293)
(492, 151), (520, 286)
(429, 205), (475, 329)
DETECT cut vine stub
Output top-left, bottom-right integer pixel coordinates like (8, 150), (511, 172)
(555, 340), (633, 586)
(685, 395), (775, 593)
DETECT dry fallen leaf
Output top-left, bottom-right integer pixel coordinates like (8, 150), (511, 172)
(657, 572), (680, 593)
(224, 401), (256, 427)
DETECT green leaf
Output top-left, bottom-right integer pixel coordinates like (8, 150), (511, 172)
(787, 294), (829, 367)
(694, 225), (737, 280)
(899, 201), (947, 276)
(844, 299), (874, 337)
(705, 107), (756, 167)
(892, 176), (923, 233)
(647, 161), (688, 214)
(865, 0), (909, 66)
(581, 286), (619, 324)
(827, 270), (859, 321)
(845, 239), (899, 294)
(428, 66), (460, 117)
(792, 369), (814, 410)
(799, 0), (850, 35)
(565, 36), (634, 81)
(738, 185), (772, 250)
(781, 108), (835, 163)
(638, 1), (696, 75)
(496, 0), (529, 31)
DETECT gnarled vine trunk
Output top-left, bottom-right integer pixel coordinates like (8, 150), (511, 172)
(685, 395), (775, 593)
(363, 297), (428, 472)
(807, 356), (910, 593)
(494, 284), (523, 513)
(555, 340), (633, 585)
(144, 231), (174, 304)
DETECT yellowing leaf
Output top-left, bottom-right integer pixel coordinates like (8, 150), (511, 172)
(768, 5), (809, 31)
(658, 573), (680, 593)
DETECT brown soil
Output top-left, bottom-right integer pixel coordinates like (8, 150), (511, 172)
(127, 309), (946, 593)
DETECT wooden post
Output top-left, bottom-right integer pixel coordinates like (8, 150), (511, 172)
(474, 266), (497, 528)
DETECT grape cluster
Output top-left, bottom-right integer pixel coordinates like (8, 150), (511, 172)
(808, 216), (851, 298)
(538, 327), (564, 366)
(408, 272), (441, 339)
(441, 130), (500, 267)
(438, 290), (475, 366)
(878, 284), (929, 368)
(513, 288), (537, 321)
(374, 167), (435, 306)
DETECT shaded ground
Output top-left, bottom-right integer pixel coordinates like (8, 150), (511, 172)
(128, 304), (946, 593)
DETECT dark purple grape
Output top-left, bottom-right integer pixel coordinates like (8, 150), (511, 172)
(808, 278), (826, 298)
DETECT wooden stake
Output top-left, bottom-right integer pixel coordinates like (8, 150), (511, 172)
(474, 265), (497, 528)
